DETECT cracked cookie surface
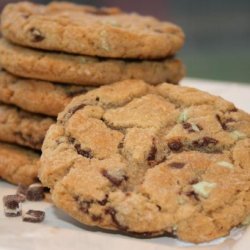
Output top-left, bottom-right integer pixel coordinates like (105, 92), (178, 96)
(1, 2), (184, 59)
(0, 142), (40, 185)
(0, 69), (94, 116)
(39, 80), (250, 243)
(0, 104), (54, 150)
(0, 39), (185, 85)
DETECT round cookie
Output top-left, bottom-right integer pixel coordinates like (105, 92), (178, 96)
(0, 104), (54, 150)
(0, 70), (94, 116)
(1, 2), (184, 59)
(39, 80), (250, 243)
(0, 39), (185, 86)
(0, 142), (40, 185)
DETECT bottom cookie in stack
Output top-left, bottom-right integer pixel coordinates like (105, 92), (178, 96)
(0, 142), (40, 185)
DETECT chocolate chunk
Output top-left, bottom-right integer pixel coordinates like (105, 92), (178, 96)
(193, 137), (218, 148)
(105, 207), (128, 231)
(168, 140), (183, 152)
(95, 97), (100, 101)
(147, 139), (157, 162)
(102, 169), (127, 186)
(3, 195), (22, 217)
(168, 162), (185, 169)
(26, 183), (44, 201)
(16, 185), (28, 202)
(29, 28), (45, 42)
(98, 194), (109, 206)
(23, 210), (45, 223)
(74, 144), (93, 158)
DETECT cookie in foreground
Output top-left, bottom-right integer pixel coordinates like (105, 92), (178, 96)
(39, 79), (250, 243)
(1, 2), (184, 59)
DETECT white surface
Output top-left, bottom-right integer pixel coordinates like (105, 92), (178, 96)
(0, 78), (250, 250)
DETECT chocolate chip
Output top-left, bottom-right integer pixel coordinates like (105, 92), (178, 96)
(147, 139), (157, 163)
(185, 191), (200, 201)
(156, 205), (162, 211)
(95, 97), (100, 101)
(105, 207), (128, 231)
(102, 170), (127, 186)
(216, 115), (227, 130)
(168, 140), (183, 152)
(78, 200), (92, 213)
(65, 88), (89, 97)
(26, 183), (44, 201)
(118, 141), (124, 149)
(91, 214), (102, 221)
(23, 210), (45, 223)
(98, 194), (109, 206)
(168, 162), (185, 169)
(3, 195), (22, 217)
(189, 178), (199, 185)
(68, 137), (75, 144)
(29, 28), (45, 42)
(229, 107), (238, 112)
(192, 137), (218, 148)
(74, 144), (93, 158)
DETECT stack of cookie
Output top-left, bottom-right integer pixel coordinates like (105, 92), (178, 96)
(0, 1), (185, 185)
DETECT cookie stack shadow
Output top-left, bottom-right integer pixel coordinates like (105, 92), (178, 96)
(0, 1), (185, 185)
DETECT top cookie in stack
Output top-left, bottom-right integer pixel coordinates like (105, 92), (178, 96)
(0, 1), (185, 86)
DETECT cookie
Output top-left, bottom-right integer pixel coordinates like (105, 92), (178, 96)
(0, 142), (39, 185)
(1, 2), (184, 59)
(0, 39), (185, 86)
(0, 104), (54, 150)
(0, 69), (94, 116)
(39, 79), (250, 243)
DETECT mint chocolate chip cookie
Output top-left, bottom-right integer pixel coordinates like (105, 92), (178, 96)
(39, 80), (250, 243)
(1, 2), (184, 59)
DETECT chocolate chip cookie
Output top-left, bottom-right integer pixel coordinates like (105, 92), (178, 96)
(39, 79), (250, 243)
(0, 39), (185, 85)
(0, 142), (39, 185)
(1, 2), (184, 59)
(0, 69), (93, 116)
(0, 104), (54, 150)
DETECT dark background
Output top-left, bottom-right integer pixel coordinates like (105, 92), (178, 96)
(1, 0), (250, 83)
